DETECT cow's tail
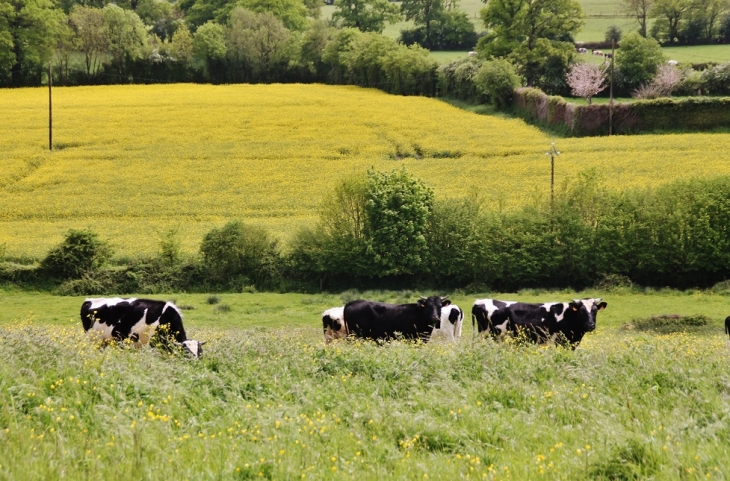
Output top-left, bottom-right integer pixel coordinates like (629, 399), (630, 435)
(472, 312), (476, 346)
(726, 316), (730, 337)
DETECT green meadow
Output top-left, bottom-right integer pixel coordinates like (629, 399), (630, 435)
(1, 289), (729, 479)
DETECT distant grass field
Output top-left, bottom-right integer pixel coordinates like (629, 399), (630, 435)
(1, 289), (729, 479)
(4, 84), (730, 259)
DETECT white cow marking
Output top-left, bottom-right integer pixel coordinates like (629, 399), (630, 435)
(129, 308), (160, 347)
(86, 297), (136, 310)
(495, 320), (509, 334)
(182, 340), (202, 358)
(323, 306), (347, 343)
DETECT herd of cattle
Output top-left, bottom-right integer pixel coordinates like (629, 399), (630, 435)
(79, 295), (730, 359)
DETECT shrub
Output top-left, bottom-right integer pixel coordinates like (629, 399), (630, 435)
(40, 229), (113, 280)
(199, 221), (280, 289)
(473, 59), (522, 109)
(615, 32), (664, 90)
(436, 57), (485, 102)
(627, 314), (711, 333)
(700, 61), (730, 95)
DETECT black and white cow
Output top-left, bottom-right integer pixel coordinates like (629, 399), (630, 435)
(80, 298), (205, 358)
(342, 296), (448, 342)
(472, 298), (607, 348)
(322, 306), (346, 343)
(725, 316), (730, 338)
(432, 302), (464, 342)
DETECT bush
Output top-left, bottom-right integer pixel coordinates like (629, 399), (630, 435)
(473, 59), (522, 109)
(615, 32), (664, 89)
(436, 57), (485, 102)
(40, 229), (113, 280)
(701, 61), (730, 95)
(627, 314), (711, 333)
(200, 221), (281, 290)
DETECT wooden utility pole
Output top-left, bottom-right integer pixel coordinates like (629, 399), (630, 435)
(609, 39), (615, 136)
(546, 143), (560, 211)
(48, 61), (53, 151)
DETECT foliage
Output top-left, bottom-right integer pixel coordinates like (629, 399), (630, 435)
(701, 60), (730, 95)
(622, 0), (653, 38)
(633, 64), (682, 98)
(227, 7), (293, 83)
(332, 0), (401, 34)
(616, 32), (665, 89)
(511, 39), (576, 94)
(200, 221), (280, 290)
(40, 229), (112, 279)
(400, 0), (444, 48)
(436, 56), (485, 102)
(565, 62), (607, 104)
(473, 58), (522, 109)
(399, 10), (478, 51)
(605, 25), (623, 43)
(364, 168), (434, 277)
(0, 0), (66, 86)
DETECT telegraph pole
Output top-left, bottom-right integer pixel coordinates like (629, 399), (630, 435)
(48, 61), (53, 151)
(609, 39), (615, 136)
(546, 143), (560, 211)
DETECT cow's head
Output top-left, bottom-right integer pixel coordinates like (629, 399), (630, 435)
(418, 296), (448, 329)
(568, 298), (607, 332)
(180, 340), (206, 359)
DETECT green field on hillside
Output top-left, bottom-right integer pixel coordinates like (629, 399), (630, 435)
(3, 84), (730, 259)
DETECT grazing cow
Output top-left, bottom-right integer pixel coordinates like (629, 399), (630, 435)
(604, 52), (613, 59)
(468, 51), (477, 57)
(668, 60), (678, 66)
(322, 306), (346, 343)
(432, 302), (464, 342)
(577, 47), (588, 54)
(592, 50), (603, 56)
(342, 296), (447, 342)
(472, 298), (607, 348)
(80, 298), (205, 358)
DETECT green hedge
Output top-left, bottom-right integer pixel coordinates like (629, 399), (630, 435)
(512, 88), (730, 135)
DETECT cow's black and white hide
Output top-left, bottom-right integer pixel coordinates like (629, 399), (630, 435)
(322, 306), (346, 343)
(342, 296), (447, 342)
(80, 298), (205, 358)
(432, 302), (464, 342)
(472, 298), (607, 348)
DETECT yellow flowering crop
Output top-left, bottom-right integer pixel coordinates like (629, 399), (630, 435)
(2, 84), (730, 258)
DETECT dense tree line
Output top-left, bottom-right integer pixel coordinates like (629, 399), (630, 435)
(0, 0), (478, 87)
(5, 169), (730, 293)
(624, 0), (730, 45)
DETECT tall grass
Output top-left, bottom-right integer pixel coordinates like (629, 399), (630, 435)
(1, 319), (728, 479)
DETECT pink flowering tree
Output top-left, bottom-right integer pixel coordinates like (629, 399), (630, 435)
(565, 62), (608, 104)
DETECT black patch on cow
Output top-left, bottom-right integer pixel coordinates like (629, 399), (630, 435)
(448, 308), (461, 325)
(343, 296), (445, 342)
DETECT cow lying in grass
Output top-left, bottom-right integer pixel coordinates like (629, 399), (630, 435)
(80, 298), (205, 358)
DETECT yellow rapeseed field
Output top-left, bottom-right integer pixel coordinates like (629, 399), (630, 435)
(2, 84), (730, 258)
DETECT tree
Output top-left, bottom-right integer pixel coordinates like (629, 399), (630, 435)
(193, 20), (226, 78)
(41, 229), (113, 279)
(200, 221), (279, 288)
(227, 7), (294, 82)
(480, 0), (583, 51)
(509, 38), (575, 92)
(650, 0), (693, 43)
(364, 168), (434, 276)
(170, 24), (194, 63)
(341, 31), (398, 86)
(565, 62), (607, 104)
(380, 44), (437, 95)
(477, 0), (583, 89)
(332, 0), (401, 33)
(103, 3), (149, 75)
(69, 5), (107, 77)
(616, 31), (664, 88)
(401, 0), (444, 48)
(473, 58), (521, 108)
(0, 0), (65, 86)
(622, 0), (653, 37)
(605, 25), (622, 43)
(179, 0), (309, 31)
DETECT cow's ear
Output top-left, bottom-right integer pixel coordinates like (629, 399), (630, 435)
(418, 299), (426, 307)
(569, 301), (580, 311)
(597, 302), (607, 310)
(443, 300), (451, 306)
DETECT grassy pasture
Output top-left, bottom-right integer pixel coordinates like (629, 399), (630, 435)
(4, 84), (730, 260)
(1, 289), (729, 480)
